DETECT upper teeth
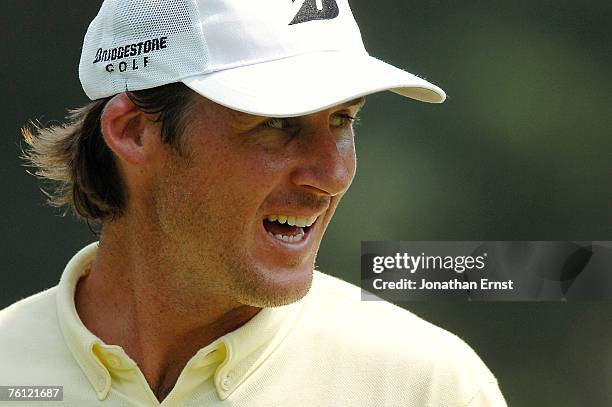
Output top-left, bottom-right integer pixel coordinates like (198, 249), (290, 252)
(266, 215), (317, 227)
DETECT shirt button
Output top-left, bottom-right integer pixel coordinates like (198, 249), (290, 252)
(106, 354), (121, 369)
(221, 376), (231, 390)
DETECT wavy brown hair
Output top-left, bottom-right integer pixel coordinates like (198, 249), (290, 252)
(21, 83), (197, 223)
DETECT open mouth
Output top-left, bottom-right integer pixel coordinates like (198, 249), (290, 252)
(263, 215), (318, 243)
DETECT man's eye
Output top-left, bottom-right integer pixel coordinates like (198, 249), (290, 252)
(330, 113), (357, 128)
(261, 114), (357, 130)
(262, 118), (290, 129)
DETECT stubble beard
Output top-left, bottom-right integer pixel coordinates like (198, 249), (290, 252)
(226, 261), (314, 308)
(151, 196), (316, 309)
(159, 237), (316, 309)
(151, 151), (318, 309)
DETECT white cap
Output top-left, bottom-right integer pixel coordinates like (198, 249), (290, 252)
(79, 0), (446, 117)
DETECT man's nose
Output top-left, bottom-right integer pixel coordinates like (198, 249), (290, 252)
(289, 126), (356, 196)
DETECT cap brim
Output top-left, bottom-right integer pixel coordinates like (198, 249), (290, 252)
(182, 51), (446, 118)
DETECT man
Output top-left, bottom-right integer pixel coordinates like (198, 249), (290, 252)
(1, 0), (506, 405)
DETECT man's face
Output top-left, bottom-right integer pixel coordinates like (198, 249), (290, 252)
(147, 96), (364, 307)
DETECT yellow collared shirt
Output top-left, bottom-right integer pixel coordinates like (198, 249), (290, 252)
(1, 243), (506, 406)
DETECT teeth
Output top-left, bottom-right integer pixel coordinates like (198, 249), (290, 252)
(268, 230), (305, 243)
(266, 215), (317, 227)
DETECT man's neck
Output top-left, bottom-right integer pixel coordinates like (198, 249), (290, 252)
(74, 222), (260, 401)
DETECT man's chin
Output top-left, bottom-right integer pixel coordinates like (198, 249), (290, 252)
(233, 265), (314, 308)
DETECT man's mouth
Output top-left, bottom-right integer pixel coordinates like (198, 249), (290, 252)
(263, 215), (318, 243)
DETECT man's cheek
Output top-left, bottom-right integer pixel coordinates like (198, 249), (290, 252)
(341, 149), (357, 188)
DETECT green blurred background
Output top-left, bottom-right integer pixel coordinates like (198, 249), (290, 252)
(2, 1), (611, 405)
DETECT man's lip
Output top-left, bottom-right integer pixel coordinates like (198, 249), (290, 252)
(263, 210), (323, 226)
(262, 212), (324, 218)
(261, 216), (319, 235)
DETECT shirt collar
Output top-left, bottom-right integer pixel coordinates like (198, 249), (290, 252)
(57, 242), (306, 401)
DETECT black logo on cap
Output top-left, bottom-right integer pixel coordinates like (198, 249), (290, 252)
(289, 0), (339, 25)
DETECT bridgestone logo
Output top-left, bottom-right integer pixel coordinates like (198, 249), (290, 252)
(93, 36), (168, 64)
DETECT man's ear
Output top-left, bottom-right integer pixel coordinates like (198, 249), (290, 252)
(101, 92), (160, 165)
